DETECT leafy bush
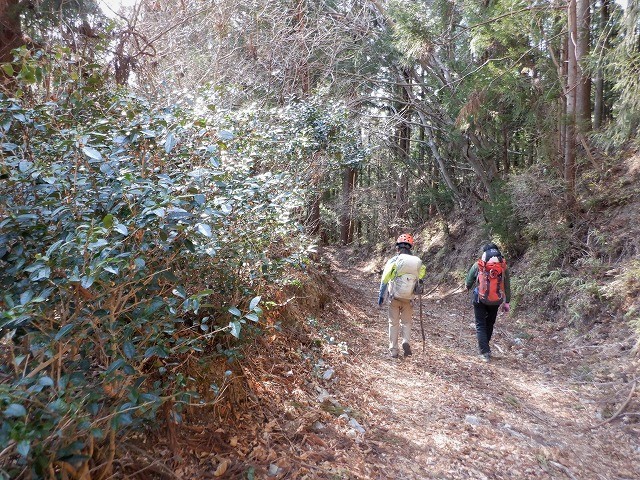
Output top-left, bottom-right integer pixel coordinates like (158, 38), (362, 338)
(0, 49), (314, 478)
(481, 179), (525, 256)
(510, 237), (566, 317)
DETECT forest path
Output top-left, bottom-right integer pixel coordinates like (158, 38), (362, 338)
(317, 248), (639, 480)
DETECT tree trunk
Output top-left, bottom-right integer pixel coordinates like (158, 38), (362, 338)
(339, 166), (357, 245)
(429, 161), (437, 217)
(565, 0), (578, 207)
(463, 132), (494, 196)
(396, 171), (409, 219)
(576, 0), (591, 132)
(305, 152), (323, 237)
(397, 118), (410, 219)
(400, 74), (462, 201)
(396, 68), (411, 219)
(307, 195), (321, 235)
(594, 0), (610, 129)
(0, 0), (23, 84)
(502, 123), (510, 176)
(424, 128), (461, 200)
(559, 33), (568, 174)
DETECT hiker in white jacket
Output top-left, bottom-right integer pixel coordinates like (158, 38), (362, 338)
(378, 234), (426, 358)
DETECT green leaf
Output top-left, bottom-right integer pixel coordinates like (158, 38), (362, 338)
(112, 412), (133, 428)
(229, 320), (241, 338)
(103, 214), (114, 228)
(20, 290), (34, 305)
(38, 376), (54, 387)
(16, 213), (38, 224)
(29, 266), (51, 281)
(2, 63), (14, 76)
(114, 224), (128, 235)
(55, 323), (75, 340)
(123, 341), (135, 359)
(165, 132), (177, 153)
(245, 313), (259, 322)
(82, 146), (102, 161)
(172, 286), (186, 299)
(4, 403), (27, 417)
(16, 440), (30, 457)
(19, 160), (32, 172)
(196, 223), (212, 237)
(218, 130), (234, 141)
(105, 358), (125, 375)
(184, 239), (196, 252)
(19, 65), (36, 83)
(144, 346), (169, 358)
(139, 392), (161, 403)
(249, 296), (261, 311)
(228, 306), (241, 317)
(14, 355), (26, 367)
(87, 239), (108, 251)
(46, 239), (65, 257)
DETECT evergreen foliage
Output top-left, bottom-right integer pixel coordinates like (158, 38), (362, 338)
(603, 3), (640, 144)
(481, 180), (524, 256)
(0, 48), (330, 476)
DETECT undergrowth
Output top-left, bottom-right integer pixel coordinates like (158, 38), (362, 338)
(0, 48), (344, 479)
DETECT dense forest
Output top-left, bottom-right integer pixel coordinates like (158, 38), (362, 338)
(1, 0), (639, 479)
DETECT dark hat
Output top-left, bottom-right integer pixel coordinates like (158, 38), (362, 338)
(483, 243), (499, 252)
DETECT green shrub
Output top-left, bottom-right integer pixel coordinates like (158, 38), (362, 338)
(481, 179), (525, 256)
(0, 49), (315, 477)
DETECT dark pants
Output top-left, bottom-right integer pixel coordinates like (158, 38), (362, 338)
(473, 302), (499, 355)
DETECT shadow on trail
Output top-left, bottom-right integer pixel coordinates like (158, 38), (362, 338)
(321, 250), (640, 480)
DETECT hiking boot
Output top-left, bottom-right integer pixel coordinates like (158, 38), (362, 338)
(481, 353), (490, 362)
(391, 352), (399, 359)
(402, 343), (412, 357)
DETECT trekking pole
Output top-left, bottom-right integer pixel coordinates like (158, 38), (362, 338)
(419, 291), (425, 353)
(458, 289), (468, 346)
(458, 303), (465, 346)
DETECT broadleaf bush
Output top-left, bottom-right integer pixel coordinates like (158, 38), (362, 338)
(0, 49), (342, 478)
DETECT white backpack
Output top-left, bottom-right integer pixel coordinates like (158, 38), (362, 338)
(390, 254), (422, 300)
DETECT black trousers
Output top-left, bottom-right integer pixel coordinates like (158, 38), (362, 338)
(473, 302), (500, 355)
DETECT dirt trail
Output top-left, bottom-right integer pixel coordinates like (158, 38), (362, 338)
(313, 249), (639, 479)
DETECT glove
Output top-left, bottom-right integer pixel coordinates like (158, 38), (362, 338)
(378, 284), (388, 306)
(501, 302), (510, 313)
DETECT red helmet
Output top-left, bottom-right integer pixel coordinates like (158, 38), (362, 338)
(396, 233), (415, 247)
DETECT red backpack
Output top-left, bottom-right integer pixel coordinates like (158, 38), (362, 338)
(477, 250), (507, 306)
